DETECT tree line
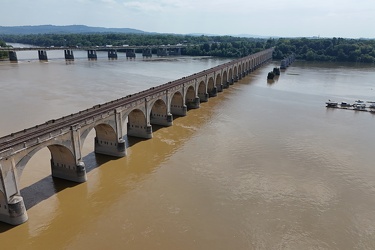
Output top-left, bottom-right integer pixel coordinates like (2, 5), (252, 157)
(1, 34), (374, 63)
(0, 40), (8, 59)
(271, 37), (375, 63)
(0, 33), (267, 58)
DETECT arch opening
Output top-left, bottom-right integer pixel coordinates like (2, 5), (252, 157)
(185, 86), (199, 109)
(215, 74), (223, 92)
(228, 68), (233, 84)
(197, 80), (208, 102)
(170, 91), (186, 116)
(150, 99), (172, 126)
(127, 108), (152, 139)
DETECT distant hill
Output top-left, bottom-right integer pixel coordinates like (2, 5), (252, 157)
(0, 25), (274, 39)
(0, 25), (147, 35)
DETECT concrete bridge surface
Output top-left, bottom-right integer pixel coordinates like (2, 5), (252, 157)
(0, 48), (274, 225)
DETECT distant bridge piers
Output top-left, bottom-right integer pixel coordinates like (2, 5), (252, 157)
(168, 48), (181, 56)
(157, 48), (168, 57)
(38, 50), (48, 61)
(64, 49), (74, 60)
(1, 45), (190, 62)
(126, 49), (136, 59)
(157, 47), (182, 57)
(8, 51), (18, 62)
(142, 48), (152, 58)
(108, 49), (118, 59)
(88, 50), (97, 60)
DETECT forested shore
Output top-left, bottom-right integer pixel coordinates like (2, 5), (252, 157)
(0, 40), (8, 59)
(1, 34), (374, 63)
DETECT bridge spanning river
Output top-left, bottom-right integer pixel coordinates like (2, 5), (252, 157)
(0, 45), (185, 61)
(0, 48), (273, 225)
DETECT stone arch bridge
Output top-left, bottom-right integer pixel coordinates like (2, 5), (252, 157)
(0, 48), (273, 225)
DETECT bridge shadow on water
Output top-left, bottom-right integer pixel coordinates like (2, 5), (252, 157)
(1, 117), (194, 231)
(0, 151), (118, 232)
(20, 152), (118, 210)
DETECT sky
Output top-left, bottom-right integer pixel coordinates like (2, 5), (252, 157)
(1, 0), (374, 38)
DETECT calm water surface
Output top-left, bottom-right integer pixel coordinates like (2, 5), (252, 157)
(0, 49), (374, 249)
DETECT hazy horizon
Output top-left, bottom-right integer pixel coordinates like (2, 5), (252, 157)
(1, 0), (374, 39)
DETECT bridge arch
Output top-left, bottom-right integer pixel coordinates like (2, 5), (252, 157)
(48, 144), (79, 180)
(197, 80), (208, 102)
(149, 99), (172, 126)
(15, 142), (75, 181)
(126, 108), (151, 139)
(215, 74), (223, 92)
(185, 85), (199, 109)
(79, 116), (125, 157)
(80, 122), (117, 145)
(170, 91), (186, 116)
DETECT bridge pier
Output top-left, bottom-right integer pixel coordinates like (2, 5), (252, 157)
(198, 92), (209, 102)
(150, 113), (173, 127)
(88, 50), (97, 60)
(142, 48), (152, 58)
(8, 51), (18, 62)
(223, 81), (230, 89)
(171, 105), (187, 116)
(64, 50), (74, 60)
(0, 195), (28, 226)
(51, 160), (87, 183)
(108, 49), (118, 59)
(0, 158), (28, 225)
(187, 97), (200, 109)
(168, 48), (181, 56)
(157, 48), (168, 57)
(208, 87), (218, 97)
(95, 138), (126, 157)
(127, 124), (153, 139)
(217, 84), (224, 92)
(126, 49), (136, 59)
(38, 50), (48, 61)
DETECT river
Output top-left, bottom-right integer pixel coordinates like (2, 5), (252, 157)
(0, 47), (375, 249)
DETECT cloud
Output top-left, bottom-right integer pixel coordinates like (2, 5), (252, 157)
(122, 0), (190, 12)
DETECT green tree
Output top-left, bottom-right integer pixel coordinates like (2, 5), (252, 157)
(0, 40), (9, 59)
